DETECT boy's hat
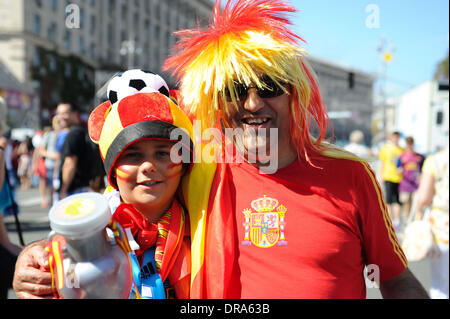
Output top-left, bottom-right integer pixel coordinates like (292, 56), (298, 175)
(88, 69), (194, 189)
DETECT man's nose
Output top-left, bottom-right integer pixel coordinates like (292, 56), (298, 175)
(243, 88), (265, 113)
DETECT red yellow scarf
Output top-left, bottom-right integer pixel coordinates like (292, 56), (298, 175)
(112, 200), (191, 298)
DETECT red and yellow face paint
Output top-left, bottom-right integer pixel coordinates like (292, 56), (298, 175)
(166, 162), (183, 179)
(115, 165), (134, 182)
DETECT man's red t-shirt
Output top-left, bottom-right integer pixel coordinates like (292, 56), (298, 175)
(225, 157), (407, 298)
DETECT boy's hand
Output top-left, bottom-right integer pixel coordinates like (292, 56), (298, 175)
(13, 240), (54, 299)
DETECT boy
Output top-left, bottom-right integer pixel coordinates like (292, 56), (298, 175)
(86, 71), (193, 299)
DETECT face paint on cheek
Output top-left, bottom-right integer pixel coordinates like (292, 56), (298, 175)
(115, 166), (134, 182)
(166, 163), (183, 179)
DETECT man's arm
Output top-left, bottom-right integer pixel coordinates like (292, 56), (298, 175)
(13, 240), (54, 299)
(379, 268), (429, 299)
(60, 155), (78, 199)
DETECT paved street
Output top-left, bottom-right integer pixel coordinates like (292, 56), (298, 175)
(5, 187), (431, 299)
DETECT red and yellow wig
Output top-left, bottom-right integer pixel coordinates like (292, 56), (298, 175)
(164, 0), (356, 164)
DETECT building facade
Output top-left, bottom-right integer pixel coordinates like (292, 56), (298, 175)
(0, 0), (214, 127)
(395, 80), (449, 154)
(1, 0), (374, 141)
(307, 56), (375, 146)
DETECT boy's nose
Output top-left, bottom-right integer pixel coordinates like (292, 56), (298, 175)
(140, 160), (157, 174)
(243, 88), (265, 113)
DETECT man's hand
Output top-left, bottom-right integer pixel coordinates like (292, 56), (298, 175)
(13, 240), (54, 299)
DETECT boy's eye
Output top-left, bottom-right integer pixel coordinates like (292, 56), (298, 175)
(156, 150), (170, 158)
(123, 151), (141, 159)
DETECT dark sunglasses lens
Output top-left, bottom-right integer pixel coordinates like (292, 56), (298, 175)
(235, 84), (248, 101)
(258, 79), (285, 98)
(225, 83), (248, 101)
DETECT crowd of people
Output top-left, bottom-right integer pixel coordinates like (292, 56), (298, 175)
(1, 103), (105, 206)
(1, 0), (447, 300)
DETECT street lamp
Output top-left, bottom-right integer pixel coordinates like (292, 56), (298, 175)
(376, 38), (395, 139)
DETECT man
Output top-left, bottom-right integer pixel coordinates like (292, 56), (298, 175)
(379, 131), (404, 231)
(13, 0), (427, 299)
(55, 103), (104, 199)
(164, 0), (428, 298)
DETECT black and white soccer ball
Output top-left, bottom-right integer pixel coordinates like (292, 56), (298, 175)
(106, 69), (170, 105)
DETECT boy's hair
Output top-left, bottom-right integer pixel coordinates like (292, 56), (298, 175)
(88, 89), (194, 189)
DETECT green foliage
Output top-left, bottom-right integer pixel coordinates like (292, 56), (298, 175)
(434, 52), (449, 80)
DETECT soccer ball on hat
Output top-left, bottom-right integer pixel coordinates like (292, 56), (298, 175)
(106, 69), (170, 105)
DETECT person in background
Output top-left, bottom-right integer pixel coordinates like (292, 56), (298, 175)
(0, 97), (23, 299)
(37, 116), (61, 208)
(415, 146), (449, 299)
(58, 102), (105, 199)
(344, 130), (372, 159)
(2, 131), (17, 189)
(379, 131), (404, 231)
(52, 103), (75, 200)
(16, 136), (33, 190)
(397, 136), (424, 221)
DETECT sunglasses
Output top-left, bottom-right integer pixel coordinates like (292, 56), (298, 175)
(223, 76), (287, 102)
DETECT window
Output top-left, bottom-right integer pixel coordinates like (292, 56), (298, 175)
(348, 72), (355, 90)
(90, 43), (96, 58)
(64, 62), (71, 77)
(80, 8), (85, 29)
(436, 111), (444, 125)
(64, 30), (71, 49)
(121, 4), (128, 20)
(33, 15), (41, 35)
(33, 48), (40, 67)
(49, 56), (57, 72)
(91, 15), (96, 34)
(79, 36), (85, 54)
(50, 0), (57, 10)
(48, 23), (57, 42)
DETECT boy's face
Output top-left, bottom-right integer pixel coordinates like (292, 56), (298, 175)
(114, 139), (183, 221)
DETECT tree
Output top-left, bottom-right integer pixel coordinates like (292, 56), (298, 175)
(434, 52), (449, 81)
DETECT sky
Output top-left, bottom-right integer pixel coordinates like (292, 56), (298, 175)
(287, 0), (449, 98)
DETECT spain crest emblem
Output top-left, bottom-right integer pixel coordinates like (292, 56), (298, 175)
(242, 196), (287, 248)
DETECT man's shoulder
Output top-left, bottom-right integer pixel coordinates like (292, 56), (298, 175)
(69, 125), (87, 134)
(66, 125), (88, 140)
(292, 155), (369, 180)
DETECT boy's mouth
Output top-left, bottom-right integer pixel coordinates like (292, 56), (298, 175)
(138, 180), (162, 187)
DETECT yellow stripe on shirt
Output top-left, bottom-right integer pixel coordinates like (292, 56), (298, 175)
(361, 162), (408, 268)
